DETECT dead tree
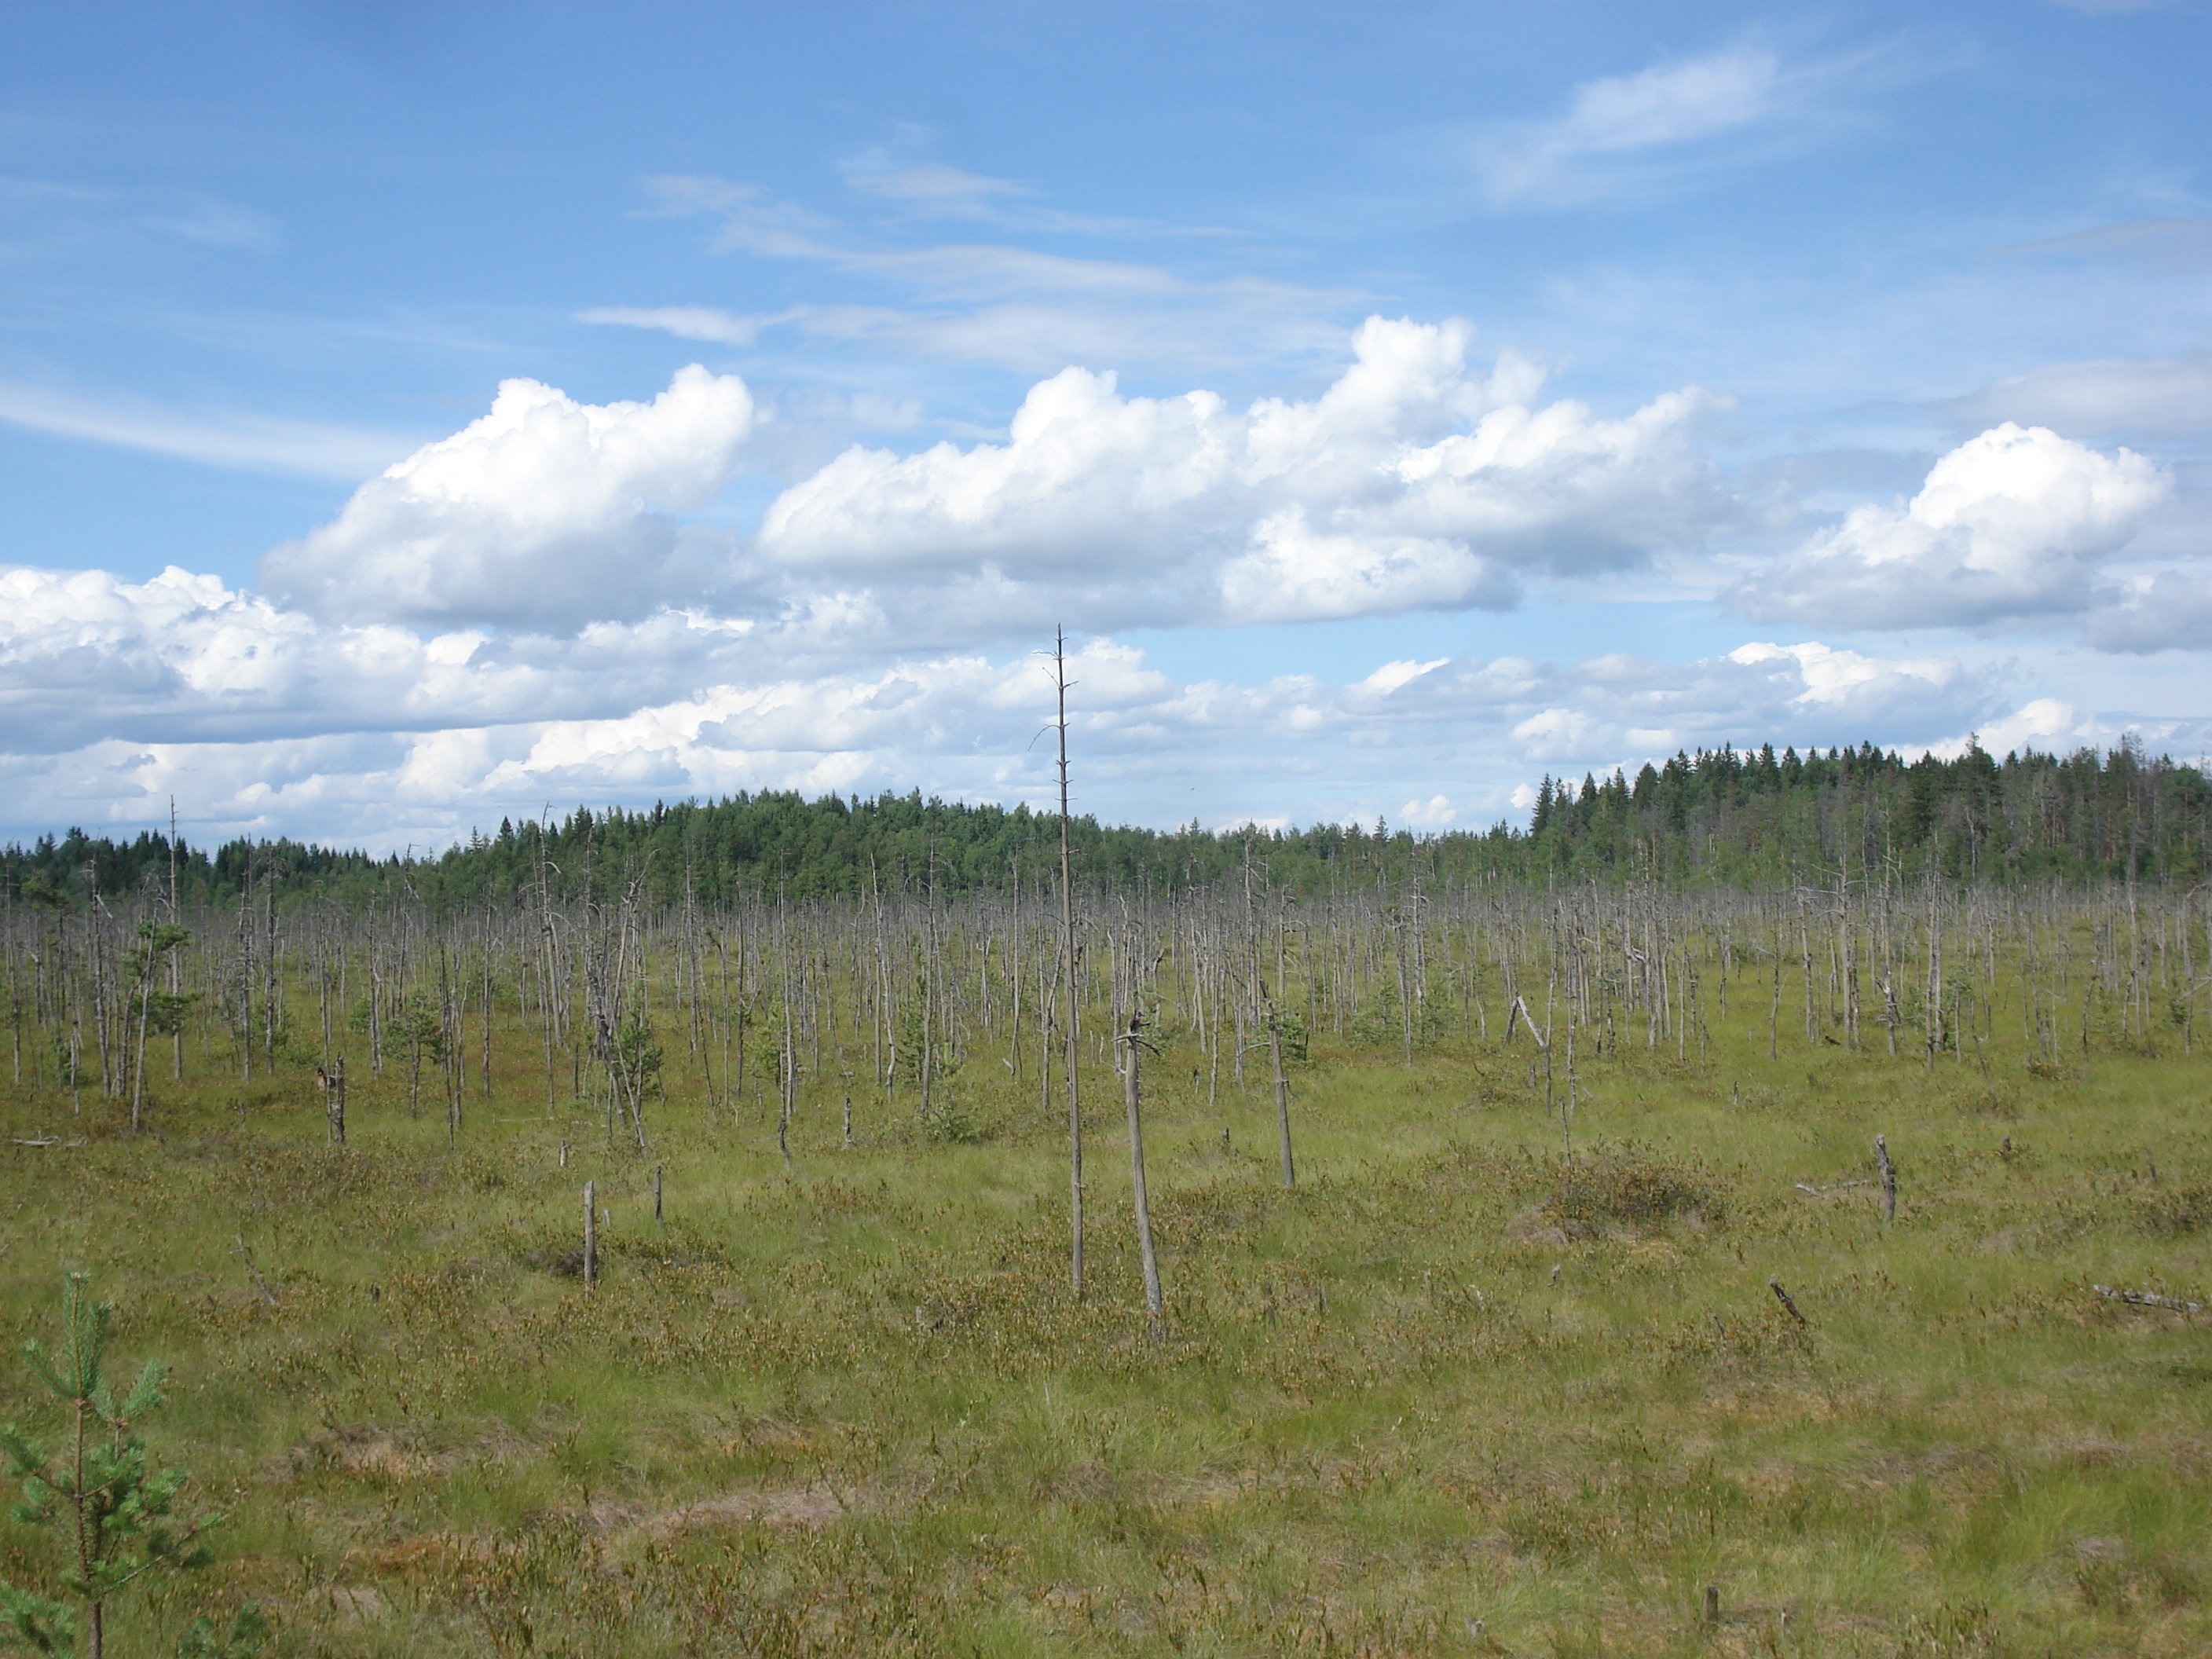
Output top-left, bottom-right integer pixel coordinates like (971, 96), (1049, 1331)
(1121, 1012), (1165, 1341)
(1052, 627), (1085, 1299)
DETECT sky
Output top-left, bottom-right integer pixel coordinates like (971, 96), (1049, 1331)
(2, 0), (2208, 851)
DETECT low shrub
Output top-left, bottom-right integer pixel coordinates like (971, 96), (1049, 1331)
(2134, 1183), (2212, 1236)
(1547, 1152), (1723, 1236)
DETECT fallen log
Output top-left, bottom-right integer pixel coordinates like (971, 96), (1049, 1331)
(2096, 1284), (2203, 1314)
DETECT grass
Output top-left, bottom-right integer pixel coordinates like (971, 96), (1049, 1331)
(0, 1011), (2208, 1655)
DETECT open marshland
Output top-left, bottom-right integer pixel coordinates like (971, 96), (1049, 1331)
(2, 855), (2210, 1656)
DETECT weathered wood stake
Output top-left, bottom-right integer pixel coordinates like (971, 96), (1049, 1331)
(1262, 983), (1295, 1188)
(1876, 1133), (1897, 1225)
(232, 1233), (276, 1306)
(1769, 1278), (1807, 1325)
(584, 1180), (597, 1288)
(1122, 1013), (1165, 1341)
(318, 1057), (346, 1145)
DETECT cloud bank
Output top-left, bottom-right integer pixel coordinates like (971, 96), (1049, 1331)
(240, 317), (1728, 650)
(1935, 352), (2212, 440)
(756, 316), (1727, 639)
(2, 596), (2057, 851)
(7, 315), (2207, 850)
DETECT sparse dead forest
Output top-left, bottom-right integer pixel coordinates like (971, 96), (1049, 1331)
(8, 836), (2207, 1154)
(1, 745), (2210, 1654)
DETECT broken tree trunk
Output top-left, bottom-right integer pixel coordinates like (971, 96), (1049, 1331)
(1122, 1013), (1165, 1341)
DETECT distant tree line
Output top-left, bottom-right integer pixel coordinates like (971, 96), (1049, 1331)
(1525, 738), (2210, 884)
(2, 739), (2206, 913)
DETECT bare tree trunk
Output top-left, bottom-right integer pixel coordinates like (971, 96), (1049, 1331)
(583, 1181), (597, 1288)
(129, 953), (151, 1134)
(326, 1055), (346, 1145)
(1055, 627), (1085, 1300)
(1122, 1013), (1164, 1340)
(1262, 982), (1295, 1188)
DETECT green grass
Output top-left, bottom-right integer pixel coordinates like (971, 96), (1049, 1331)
(1, 1013), (2209, 1655)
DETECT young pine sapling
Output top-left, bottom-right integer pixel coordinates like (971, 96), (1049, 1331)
(0, 1275), (263, 1659)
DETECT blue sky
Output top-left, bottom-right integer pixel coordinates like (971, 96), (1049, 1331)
(2, 1), (2207, 848)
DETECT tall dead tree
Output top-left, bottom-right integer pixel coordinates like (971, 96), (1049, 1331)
(1260, 976), (1295, 1188)
(1053, 626), (1085, 1299)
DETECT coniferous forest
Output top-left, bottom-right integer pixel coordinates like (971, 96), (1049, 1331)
(5, 738), (2207, 912)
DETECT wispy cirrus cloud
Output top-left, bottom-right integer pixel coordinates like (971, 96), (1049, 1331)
(1990, 216), (2212, 269)
(838, 149), (1034, 218)
(1471, 49), (1782, 209)
(640, 173), (1248, 298)
(139, 194), (280, 252)
(639, 174), (838, 258)
(591, 173), (1354, 375)
(835, 136), (1249, 241)
(2046, 0), (2177, 16)
(1928, 351), (2212, 439)
(0, 380), (419, 479)
(0, 176), (280, 260)
(1465, 44), (1886, 211)
(580, 287), (1357, 378)
(573, 304), (771, 347)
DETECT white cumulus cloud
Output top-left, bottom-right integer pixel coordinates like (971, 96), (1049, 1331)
(262, 364), (756, 628)
(0, 562), (773, 753)
(1727, 640), (1961, 709)
(756, 315), (1724, 639)
(3, 566), (2044, 851)
(1733, 422), (2170, 629)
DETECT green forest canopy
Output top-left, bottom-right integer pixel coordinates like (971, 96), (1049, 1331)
(4, 739), (2207, 911)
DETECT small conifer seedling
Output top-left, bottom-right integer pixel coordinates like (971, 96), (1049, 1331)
(0, 1275), (262, 1659)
